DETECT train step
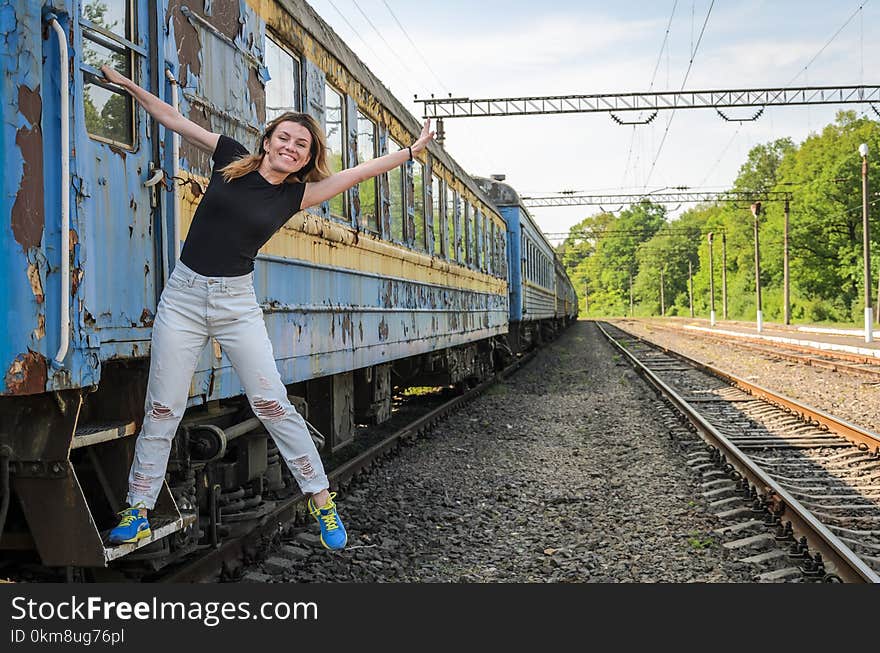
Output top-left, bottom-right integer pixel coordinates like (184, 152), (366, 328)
(72, 420), (138, 449)
(101, 512), (198, 563)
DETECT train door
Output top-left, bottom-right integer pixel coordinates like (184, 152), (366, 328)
(74, 0), (161, 350)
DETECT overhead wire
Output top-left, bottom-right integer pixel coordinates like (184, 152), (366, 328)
(644, 0), (715, 188)
(381, 0), (450, 95)
(784, 0), (871, 88)
(322, 0), (422, 100)
(621, 1), (679, 189)
(351, 0), (416, 77)
(323, 0), (391, 72)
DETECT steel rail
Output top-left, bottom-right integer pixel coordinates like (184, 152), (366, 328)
(597, 321), (880, 583)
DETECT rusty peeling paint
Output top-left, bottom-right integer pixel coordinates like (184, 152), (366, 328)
(140, 308), (154, 327)
(207, 1), (242, 39)
(33, 314), (45, 340)
(83, 311), (96, 327)
(12, 85), (44, 251)
(27, 263), (44, 303)
(168, 0), (202, 82)
(247, 65), (265, 125)
(5, 351), (48, 395)
(341, 314), (352, 345)
(180, 105), (213, 176)
(378, 318), (388, 341)
(71, 268), (83, 296)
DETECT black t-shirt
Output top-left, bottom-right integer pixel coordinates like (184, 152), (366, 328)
(179, 135), (306, 276)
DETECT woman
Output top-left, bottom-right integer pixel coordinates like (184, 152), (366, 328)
(100, 64), (435, 551)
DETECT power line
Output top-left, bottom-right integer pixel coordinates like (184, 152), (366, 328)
(321, 0), (420, 100)
(381, 0), (449, 95)
(622, 0), (679, 189)
(351, 0), (417, 77)
(644, 0), (716, 187)
(785, 0), (871, 87)
(323, 0), (393, 75)
(698, 123), (742, 187)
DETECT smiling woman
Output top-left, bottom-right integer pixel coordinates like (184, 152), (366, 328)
(96, 63), (434, 552)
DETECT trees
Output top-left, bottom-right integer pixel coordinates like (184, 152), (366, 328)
(561, 112), (880, 324)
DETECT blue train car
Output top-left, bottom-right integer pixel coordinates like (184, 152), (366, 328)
(476, 175), (577, 352)
(0, 0), (512, 570)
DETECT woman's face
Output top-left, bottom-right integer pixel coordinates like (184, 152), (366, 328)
(263, 121), (312, 175)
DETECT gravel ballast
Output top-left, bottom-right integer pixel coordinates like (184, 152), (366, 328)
(246, 319), (754, 583)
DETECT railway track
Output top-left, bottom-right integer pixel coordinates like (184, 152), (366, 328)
(156, 351), (537, 582)
(599, 321), (880, 583)
(617, 319), (880, 382)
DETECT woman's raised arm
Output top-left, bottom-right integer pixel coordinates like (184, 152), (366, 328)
(301, 119), (435, 210)
(100, 65), (220, 154)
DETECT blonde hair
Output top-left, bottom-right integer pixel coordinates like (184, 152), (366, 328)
(220, 112), (332, 183)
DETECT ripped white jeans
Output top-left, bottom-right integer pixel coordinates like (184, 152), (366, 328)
(126, 261), (328, 509)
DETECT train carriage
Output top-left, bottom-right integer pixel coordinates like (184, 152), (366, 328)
(476, 175), (577, 352)
(0, 0), (512, 571)
(0, 0), (577, 574)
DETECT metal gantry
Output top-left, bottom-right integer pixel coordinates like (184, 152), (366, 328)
(521, 190), (793, 208)
(416, 85), (879, 119)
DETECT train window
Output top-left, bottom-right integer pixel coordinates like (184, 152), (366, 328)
(413, 160), (427, 251)
(463, 202), (471, 265)
(527, 241), (532, 280)
(387, 139), (405, 242)
(500, 231), (508, 277)
(324, 85), (346, 220)
(482, 214), (489, 272)
(80, 0), (136, 147)
(431, 175), (449, 256)
(445, 185), (454, 261)
(474, 208), (482, 270)
(488, 221), (495, 274)
(265, 37), (301, 120)
(469, 203), (477, 266)
(356, 111), (378, 232)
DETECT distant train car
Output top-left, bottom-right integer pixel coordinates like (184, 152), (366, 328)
(475, 175), (577, 352)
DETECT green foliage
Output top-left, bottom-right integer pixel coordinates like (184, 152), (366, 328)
(562, 112), (880, 323)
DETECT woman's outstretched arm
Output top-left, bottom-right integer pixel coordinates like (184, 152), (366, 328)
(301, 119), (435, 210)
(100, 65), (220, 154)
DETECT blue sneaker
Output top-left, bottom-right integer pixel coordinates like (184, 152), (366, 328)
(308, 492), (347, 550)
(108, 503), (151, 544)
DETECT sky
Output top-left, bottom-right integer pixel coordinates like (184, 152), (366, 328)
(305, 0), (880, 243)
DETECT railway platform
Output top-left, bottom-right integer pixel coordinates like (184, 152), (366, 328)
(647, 317), (880, 359)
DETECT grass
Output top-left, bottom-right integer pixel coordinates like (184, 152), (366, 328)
(401, 386), (444, 397)
(687, 531), (715, 550)
(486, 383), (509, 396)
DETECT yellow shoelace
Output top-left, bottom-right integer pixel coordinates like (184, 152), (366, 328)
(116, 506), (145, 528)
(310, 493), (340, 531)
(117, 513), (137, 527)
(318, 511), (339, 532)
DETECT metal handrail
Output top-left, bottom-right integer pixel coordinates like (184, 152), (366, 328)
(48, 16), (70, 368)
